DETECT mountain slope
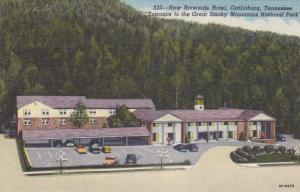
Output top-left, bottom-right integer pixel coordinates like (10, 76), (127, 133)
(0, 0), (300, 135)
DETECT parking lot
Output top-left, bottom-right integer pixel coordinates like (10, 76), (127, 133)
(25, 134), (300, 169)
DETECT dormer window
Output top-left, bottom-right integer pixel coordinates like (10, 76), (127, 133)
(42, 118), (49, 125)
(41, 109), (49, 116)
(59, 109), (67, 115)
(109, 109), (116, 116)
(196, 122), (203, 126)
(23, 109), (31, 116)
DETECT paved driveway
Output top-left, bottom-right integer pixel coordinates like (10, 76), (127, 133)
(1, 135), (300, 192)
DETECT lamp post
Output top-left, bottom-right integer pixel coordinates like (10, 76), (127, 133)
(156, 148), (169, 169)
(55, 150), (68, 174)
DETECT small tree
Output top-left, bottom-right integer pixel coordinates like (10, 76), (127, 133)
(70, 100), (89, 128)
(107, 105), (138, 128)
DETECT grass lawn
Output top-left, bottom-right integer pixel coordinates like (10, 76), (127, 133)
(255, 153), (298, 163)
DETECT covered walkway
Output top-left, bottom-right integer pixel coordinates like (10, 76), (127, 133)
(22, 127), (150, 147)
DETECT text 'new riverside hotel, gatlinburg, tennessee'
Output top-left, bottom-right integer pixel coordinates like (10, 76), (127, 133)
(17, 95), (276, 147)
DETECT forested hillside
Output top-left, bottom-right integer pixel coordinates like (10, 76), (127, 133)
(0, 0), (300, 135)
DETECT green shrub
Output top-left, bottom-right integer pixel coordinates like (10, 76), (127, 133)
(264, 145), (274, 154)
(242, 145), (252, 153)
(278, 146), (287, 154)
(252, 146), (263, 155)
(230, 152), (248, 163)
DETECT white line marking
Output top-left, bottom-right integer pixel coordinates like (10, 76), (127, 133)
(47, 151), (53, 159)
(36, 151), (42, 160)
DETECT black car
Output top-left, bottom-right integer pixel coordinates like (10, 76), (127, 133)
(276, 134), (286, 142)
(173, 144), (188, 152)
(89, 143), (101, 154)
(53, 140), (63, 147)
(186, 144), (199, 152)
(125, 154), (137, 164)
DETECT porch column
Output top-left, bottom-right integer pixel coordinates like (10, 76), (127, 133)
(162, 123), (164, 145)
(227, 123), (229, 142)
(103, 138), (105, 146)
(216, 122), (219, 141)
(196, 123), (199, 141)
(206, 122), (209, 143)
(256, 122), (258, 137)
(125, 137), (128, 146)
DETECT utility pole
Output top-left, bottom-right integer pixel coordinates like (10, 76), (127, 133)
(55, 150), (68, 174)
(156, 148), (169, 169)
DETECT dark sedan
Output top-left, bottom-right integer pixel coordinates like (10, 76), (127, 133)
(173, 144), (188, 152)
(125, 154), (137, 164)
(186, 144), (199, 152)
(276, 134), (286, 142)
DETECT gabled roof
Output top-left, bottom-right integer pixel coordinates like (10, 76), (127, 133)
(22, 127), (150, 140)
(17, 96), (86, 109)
(134, 108), (275, 122)
(16, 96), (155, 109)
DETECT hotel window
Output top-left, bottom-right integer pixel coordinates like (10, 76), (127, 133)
(167, 133), (174, 140)
(89, 109), (96, 115)
(152, 133), (157, 142)
(196, 122), (203, 126)
(41, 109), (49, 116)
(168, 123), (173, 127)
(223, 122), (228, 126)
(152, 123), (157, 127)
(59, 109), (67, 115)
(23, 109), (31, 116)
(24, 119), (31, 126)
(187, 122), (192, 126)
(42, 118), (49, 125)
(235, 122), (238, 125)
(252, 122), (257, 125)
(109, 109), (116, 116)
(208, 122), (212, 126)
(60, 118), (67, 125)
(90, 118), (97, 124)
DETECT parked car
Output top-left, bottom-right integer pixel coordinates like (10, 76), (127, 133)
(173, 144), (188, 152)
(89, 139), (99, 147)
(64, 140), (75, 147)
(125, 154), (137, 164)
(103, 156), (118, 165)
(102, 145), (112, 153)
(89, 143), (101, 154)
(276, 134), (286, 142)
(75, 145), (87, 154)
(53, 140), (63, 148)
(186, 144), (199, 152)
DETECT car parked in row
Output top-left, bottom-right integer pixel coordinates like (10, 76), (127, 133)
(89, 143), (101, 154)
(75, 145), (87, 154)
(125, 154), (137, 164)
(276, 134), (287, 142)
(173, 143), (199, 152)
(64, 139), (75, 147)
(102, 145), (112, 153)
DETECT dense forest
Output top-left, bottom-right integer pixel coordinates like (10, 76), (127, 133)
(0, 0), (300, 136)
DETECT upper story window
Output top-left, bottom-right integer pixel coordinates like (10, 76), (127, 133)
(235, 122), (238, 125)
(90, 118), (97, 124)
(60, 118), (67, 125)
(89, 109), (97, 115)
(41, 109), (49, 116)
(187, 122), (192, 126)
(196, 122), (203, 126)
(24, 119), (31, 126)
(168, 123), (173, 127)
(23, 109), (31, 116)
(152, 123), (157, 127)
(42, 118), (49, 125)
(109, 109), (116, 116)
(252, 122), (257, 125)
(59, 109), (67, 115)
(223, 122), (228, 126)
(208, 122), (212, 126)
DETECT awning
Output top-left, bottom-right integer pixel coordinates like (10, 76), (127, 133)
(22, 127), (150, 140)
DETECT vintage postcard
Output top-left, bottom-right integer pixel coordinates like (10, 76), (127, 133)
(0, 0), (299, 191)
